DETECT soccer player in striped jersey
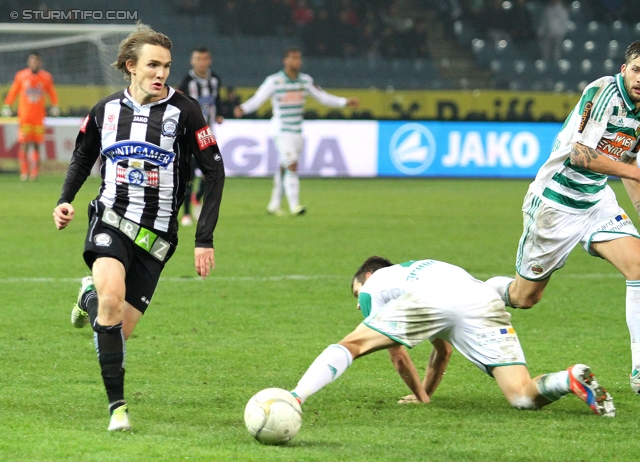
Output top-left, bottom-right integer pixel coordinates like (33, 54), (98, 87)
(52, 27), (225, 431)
(1, 52), (59, 181)
(290, 257), (614, 417)
(234, 47), (358, 216)
(486, 40), (640, 393)
(178, 47), (224, 226)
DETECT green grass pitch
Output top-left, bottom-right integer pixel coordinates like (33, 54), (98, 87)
(0, 174), (638, 461)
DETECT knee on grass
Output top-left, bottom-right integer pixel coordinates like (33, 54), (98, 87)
(508, 395), (539, 410)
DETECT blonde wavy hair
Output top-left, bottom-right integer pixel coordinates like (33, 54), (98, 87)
(112, 26), (172, 80)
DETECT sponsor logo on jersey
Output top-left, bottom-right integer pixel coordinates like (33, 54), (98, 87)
(597, 132), (636, 160)
(280, 91), (305, 104)
(578, 101), (593, 133)
(102, 140), (175, 168)
(594, 213), (635, 234)
(161, 118), (178, 137)
(133, 115), (148, 123)
(196, 126), (216, 150)
(475, 327), (519, 347)
(389, 123), (437, 175)
(80, 115), (90, 133)
(94, 233), (112, 246)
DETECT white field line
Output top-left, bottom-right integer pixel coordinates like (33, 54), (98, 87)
(0, 274), (345, 283)
(0, 273), (626, 283)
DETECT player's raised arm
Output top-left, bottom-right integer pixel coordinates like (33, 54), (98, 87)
(236, 75), (277, 117)
(307, 78), (350, 108)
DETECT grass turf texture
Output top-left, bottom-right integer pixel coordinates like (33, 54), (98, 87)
(0, 174), (637, 461)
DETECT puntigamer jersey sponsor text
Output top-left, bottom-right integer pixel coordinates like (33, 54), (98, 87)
(60, 87), (224, 243)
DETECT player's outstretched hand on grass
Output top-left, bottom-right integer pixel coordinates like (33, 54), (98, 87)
(53, 203), (75, 230)
(346, 97), (359, 108)
(195, 247), (215, 279)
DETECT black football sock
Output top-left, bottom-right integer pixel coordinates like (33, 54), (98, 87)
(93, 321), (126, 406)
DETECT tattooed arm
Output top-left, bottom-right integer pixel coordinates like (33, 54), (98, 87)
(570, 142), (640, 181)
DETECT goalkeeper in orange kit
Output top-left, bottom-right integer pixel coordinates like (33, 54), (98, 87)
(2, 52), (59, 181)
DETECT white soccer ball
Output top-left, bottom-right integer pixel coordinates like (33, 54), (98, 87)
(244, 387), (302, 445)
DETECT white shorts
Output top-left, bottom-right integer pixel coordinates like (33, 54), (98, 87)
(363, 293), (526, 375)
(516, 190), (640, 280)
(274, 133), (303, 168)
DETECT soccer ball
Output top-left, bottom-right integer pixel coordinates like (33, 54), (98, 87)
(244, 388), (302, 445)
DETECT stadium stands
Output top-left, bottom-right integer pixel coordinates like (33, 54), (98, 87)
(2, 0), (640, 93)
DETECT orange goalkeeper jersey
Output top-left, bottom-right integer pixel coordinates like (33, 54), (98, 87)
(4, 68), (58, 124)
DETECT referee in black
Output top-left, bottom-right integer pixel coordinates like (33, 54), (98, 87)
(53, 27), (225, 431)
(178, 47), (224, 226)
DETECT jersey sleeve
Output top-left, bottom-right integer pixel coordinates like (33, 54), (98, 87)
(307, 77), (347, 107)
(4, 71), (22, 106)
(240, 75), (275, 114)
(186, 102), (225, 248)
(571, 81), (614, 150)
(57, 106), (102, 205)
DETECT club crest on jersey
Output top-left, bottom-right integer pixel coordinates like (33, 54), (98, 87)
(161, 118), (179, 137)
(94, 233), (112, 246)
(531, 263), (544, 275)
(102, 140), (175, 168)
(196, 126), (216, 150)
(116, 164), (159, 188)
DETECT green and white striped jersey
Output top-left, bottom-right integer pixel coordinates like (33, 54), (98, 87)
(530, 73), (640, 213)
(239, 70), (347, 134)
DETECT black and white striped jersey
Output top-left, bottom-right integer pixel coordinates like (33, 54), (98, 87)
(58, 86), (225, 247)
(178, 69), (222, 127)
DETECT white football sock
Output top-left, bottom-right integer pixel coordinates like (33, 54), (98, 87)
(291, 344), (353, 404)
(626, 281), (640, 371)
(536, 370), (569, 401)
(283, 169), (300, 211)
(268, 169), (283, 211)
(485, 276), (514, 307)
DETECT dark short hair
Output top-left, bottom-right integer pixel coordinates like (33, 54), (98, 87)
(192, 47), (210, 54)
(29, 51), (41, 59)
(351, 256), (394, 289)
(625, 41), (640, 64)
(283, 46), (301, 58)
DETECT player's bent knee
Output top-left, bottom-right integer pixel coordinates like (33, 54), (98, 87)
(509, 395), (538, 410)
(92, 320), (123, 333)
(511, 290), (544, 309)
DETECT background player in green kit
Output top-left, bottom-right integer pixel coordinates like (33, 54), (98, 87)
(234, 47), (358, 216)
(485, 40), (640, 393)
(290, 256), (615, 417)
